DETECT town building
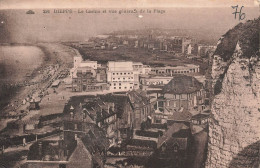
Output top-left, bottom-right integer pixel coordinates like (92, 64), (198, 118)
(150, 64), (200, 76)
(197, 45), (216, 57)
(70, 56), (98, 78)
(140, 75), (173, 87)
(156, 123), (192, 168)
(63, 94), (133, 147)
(132, 62), (144, 89)
(153, 75), (206, 124)
(191, 113), (210, 125)
(142, 65), (152, 75)
(162, 75), (205, 110)
(71, 67), (96, 92)
(182, 38), (192, 54)
(26, 128), (109, 168)
(71, 65), (107, 92)
(187, 44), (192, 54)
(127, 90), (153, 130)
(29, 98), (40, 111)
(107, 61), (135, 91)
(96, 67), (107, 83)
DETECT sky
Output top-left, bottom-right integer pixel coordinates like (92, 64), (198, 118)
(0, 0), (258, 43)
(0, 0), (258, 9)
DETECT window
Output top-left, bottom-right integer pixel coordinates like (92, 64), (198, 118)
(59, 164), (66, 168)
(162, 143), (167, 152)
(113, 78), (115, 80)
(120, 73), (122, 75)
(125, 87), (127, 89)
(123, 78), (125, 80)
(113, 73), (115, 75)
(173, 102), (177, 107)
(124, 73), (126, 75)
(114, 83), (116, 86)
(116, 73), (119, 75)
(173, 144), (179, 153)
(114, 87), (116, 89)
(118, 78), (120, 80)
(119, 87), (121, 89)
(166, 101), (170, 107)
(119, 83), (121, 86)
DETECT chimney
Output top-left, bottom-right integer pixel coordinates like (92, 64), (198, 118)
(79, 103), (82, 109)
(82, 111), (86, 121)
(70, 112), (74, 119)
(112, 103), (115, 111)
(191, 77), (194, 86)
(58, 140), (63, 148)
(38, 142), (42, 158)
(70, 105), (74, 119)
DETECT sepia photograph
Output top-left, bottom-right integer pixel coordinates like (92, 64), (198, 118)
(0, 0), (259, 167)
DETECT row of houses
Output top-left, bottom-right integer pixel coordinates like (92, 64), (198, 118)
(25, 90), (152, 168)
(71, 33), (216, 59)
(69, 56), (201, 93)
(86, 34), (197, 55)
(25, 74), (210, 167)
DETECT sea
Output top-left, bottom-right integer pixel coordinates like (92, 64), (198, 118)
(0, 45), (44, 83)
(0, 45), (44, 109)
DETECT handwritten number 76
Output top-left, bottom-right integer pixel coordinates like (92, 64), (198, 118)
(232, 5), (246, 21)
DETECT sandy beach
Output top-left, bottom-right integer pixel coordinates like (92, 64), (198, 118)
(0, 43), (74, 130)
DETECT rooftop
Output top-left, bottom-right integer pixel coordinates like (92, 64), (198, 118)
(128, 90), (150, 109)
(167, 110), (193, 122)
(163, 75), (203, 94)
(27, 140), (73, 161)
(81, 127), (110, 154)
(63, 94), (129, 122)
(191, 113), (210, 120)
(172, 128), (192, 138)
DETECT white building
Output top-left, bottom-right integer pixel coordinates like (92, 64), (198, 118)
(73, 56), (97, 70)
(73, 56), (83, 68)
(151, 64), (200, 76)
(140, 76), (173, 86)
(107, 61), (135, 91)
(70, 56), (98, 78)
(142, 65), (152, 75)
(133, 62), (144, 89)
(187, 44), (192, 54)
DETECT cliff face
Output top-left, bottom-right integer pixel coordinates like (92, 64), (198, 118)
(206, 18), (260, 168)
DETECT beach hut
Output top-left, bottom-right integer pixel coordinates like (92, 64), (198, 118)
(51, 80), (60, 88)
(29, 99), (40, 110)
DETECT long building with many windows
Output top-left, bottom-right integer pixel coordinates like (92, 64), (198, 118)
(151, 64), (200, 76)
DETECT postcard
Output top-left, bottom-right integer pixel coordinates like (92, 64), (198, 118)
(0, 0), (259, 168)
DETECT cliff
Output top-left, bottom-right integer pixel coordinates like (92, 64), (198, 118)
(206, 18), (260, 168)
